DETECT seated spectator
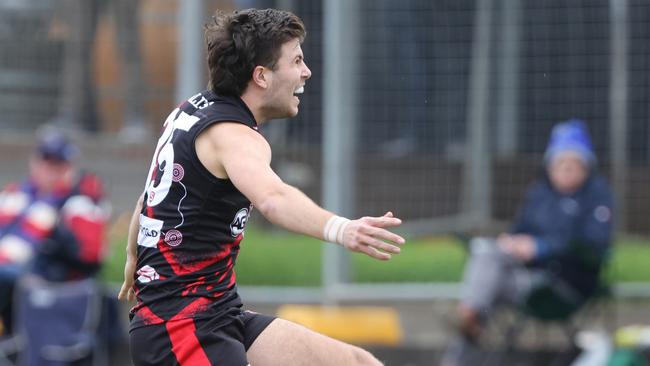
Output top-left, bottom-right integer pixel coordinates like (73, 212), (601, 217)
(0, 128), (109, 335)
(456, 119), (613, 342)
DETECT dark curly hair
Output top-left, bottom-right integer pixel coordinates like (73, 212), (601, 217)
(204, 8), (306, 96)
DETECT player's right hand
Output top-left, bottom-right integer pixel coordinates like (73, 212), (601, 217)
(118, 254), (136, 301)
(341, 211), (405, 260)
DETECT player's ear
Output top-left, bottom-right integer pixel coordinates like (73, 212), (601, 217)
(251, 65), (269, 89)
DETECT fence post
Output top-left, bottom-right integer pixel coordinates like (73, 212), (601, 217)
(322, 0), (360, 303)
(176, 0), (204, 104)
(495, 0), (521, 157)
(609, 0), (629, 231)
(463, 0), (494, 226)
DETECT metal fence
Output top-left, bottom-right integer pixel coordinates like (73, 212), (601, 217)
(0, 0), (649, 300)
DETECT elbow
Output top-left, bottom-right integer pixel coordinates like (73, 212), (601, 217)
(255, 184), (293, 222)
(256, 193), (282, 222)
(257, 199), (277, 220)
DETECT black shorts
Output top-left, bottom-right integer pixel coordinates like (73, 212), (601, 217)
(129, 309), (275, 366)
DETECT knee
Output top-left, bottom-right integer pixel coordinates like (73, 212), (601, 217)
(352, 346), (383, 366)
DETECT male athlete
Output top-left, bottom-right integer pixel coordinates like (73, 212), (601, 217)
(118, 8), (404, 365)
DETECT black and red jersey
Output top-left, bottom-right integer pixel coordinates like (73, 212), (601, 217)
(130, 91), (258, 329)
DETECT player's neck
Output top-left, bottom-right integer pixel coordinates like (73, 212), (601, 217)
(241, 92), (273, 125)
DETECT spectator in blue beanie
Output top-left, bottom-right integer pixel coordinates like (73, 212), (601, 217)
(451, 119), (614, 346)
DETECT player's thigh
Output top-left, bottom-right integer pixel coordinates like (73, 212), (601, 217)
(246, 318), (382, 366)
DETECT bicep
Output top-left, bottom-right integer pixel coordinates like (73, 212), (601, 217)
(224, 150), (285, 206)
(209, 124), (285, 206)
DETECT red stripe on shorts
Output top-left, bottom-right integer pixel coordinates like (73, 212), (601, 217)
(166, 318), (211, 366)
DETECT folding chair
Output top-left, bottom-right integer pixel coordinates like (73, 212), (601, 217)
(485, 278), (613, 366)
(5, 275), (105, 366)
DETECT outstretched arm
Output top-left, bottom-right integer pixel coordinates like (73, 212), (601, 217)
(197, 123), (405, 260)
(118, 193), (144, 301)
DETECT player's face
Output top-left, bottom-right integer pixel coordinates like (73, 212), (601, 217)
(262, 38), (311, 119)
(548, 152), (588, 194)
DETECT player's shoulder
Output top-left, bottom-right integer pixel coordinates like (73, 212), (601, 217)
(196, 93), (257, 127)
(204, 121), (265, 145)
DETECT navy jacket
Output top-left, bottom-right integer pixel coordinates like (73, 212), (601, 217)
(511, 172), (614, 297)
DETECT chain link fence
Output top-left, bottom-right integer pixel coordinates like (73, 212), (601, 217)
(0, 0), (648, 236)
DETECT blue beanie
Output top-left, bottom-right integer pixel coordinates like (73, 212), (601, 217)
(543, 119), (596, 166)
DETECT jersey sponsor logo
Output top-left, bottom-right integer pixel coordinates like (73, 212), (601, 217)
(230, 207), (250, 237)
(138, 214), (163, 248)
(172, 163), (185, 182)
(137, 265), (160, 283)
(164, 229), (183, 247)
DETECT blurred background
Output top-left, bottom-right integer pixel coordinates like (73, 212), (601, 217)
(1, 0), (650, 365)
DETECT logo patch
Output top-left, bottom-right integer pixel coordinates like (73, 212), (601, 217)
(230, 207), (250, 237)
(138, 214), (163, 248)
(164, 229), (183, 247)
(172, 163), (185, 182)
(137, 265), (160, 283)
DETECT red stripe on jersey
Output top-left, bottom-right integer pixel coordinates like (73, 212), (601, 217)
(173, 297), (211, 320)
(159, 235), (242, 276)
(181, 276), (207, 296)
(227, 270), (236, 287)
(135, 305), (164, 325)
(165, 318), (211, 366)
(217, 270), (229, 283)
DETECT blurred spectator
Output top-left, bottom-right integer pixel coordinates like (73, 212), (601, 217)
(448, 119), (613, 355)
(50, 0), (147, 139)
(0, 128), (109, 335)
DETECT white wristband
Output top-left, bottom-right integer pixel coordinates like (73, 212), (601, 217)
(323, 215), (351, 245)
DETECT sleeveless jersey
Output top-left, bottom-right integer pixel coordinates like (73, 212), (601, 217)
(130, 91), (258, 329)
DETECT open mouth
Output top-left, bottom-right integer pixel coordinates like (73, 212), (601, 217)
(294, 86), (304, 95)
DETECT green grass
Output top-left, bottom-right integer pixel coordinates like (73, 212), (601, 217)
(606, 236), (650, 282)
(234, 228), (322, 286)
(101, 225), (650, 286)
